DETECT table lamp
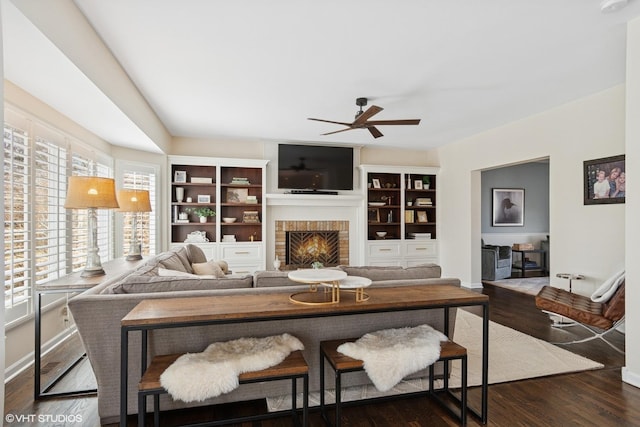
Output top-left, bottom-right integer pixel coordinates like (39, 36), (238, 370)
(64, 176), (119, 277)
(117, 189), (152, 261)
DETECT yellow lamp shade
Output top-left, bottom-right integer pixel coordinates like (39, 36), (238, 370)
(117, 189), (152, 212)
(64, 176), (120, 209)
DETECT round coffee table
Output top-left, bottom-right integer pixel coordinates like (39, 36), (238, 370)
(337, 276), (372, 302)
(287, 269), (349, 305)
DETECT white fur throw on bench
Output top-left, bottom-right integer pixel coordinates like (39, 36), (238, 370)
(337, 324), (448, 391)
(160, 333), (304, 402)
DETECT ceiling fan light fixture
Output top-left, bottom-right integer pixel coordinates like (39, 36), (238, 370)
(600, 0), (628, 13)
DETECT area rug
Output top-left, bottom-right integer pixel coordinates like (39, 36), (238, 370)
(266, 309), (603, 411)
(483, 276), (550, 296)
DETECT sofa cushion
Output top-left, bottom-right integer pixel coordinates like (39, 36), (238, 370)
(103, 273), (253, 294)
(191, 260), (225, 278)
(338, 264), (441, 281)
(183, 244), (208, 264)
(156, 251), (191, 273)
(158, 267), (215, 279)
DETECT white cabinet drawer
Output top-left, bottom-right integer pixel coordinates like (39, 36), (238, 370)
(220, 244), (262, 261)
(367, 242), (402, 257)
(406, 241), (437, 257)
(227, 263), (262, 275)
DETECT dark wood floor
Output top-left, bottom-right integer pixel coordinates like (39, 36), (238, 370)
(5, 284), (638, 426)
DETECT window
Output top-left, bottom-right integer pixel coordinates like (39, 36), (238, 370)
(118, 163), (158, 257)
(4, 107), (114, 326)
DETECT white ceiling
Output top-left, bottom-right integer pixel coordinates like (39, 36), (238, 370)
(4, 0), (640, 153)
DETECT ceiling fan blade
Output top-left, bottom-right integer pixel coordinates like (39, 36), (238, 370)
(365, 119), (421, 126)
(353, 105), (383, 126)
(321, 127), (355, 136)
(308, 118), (352, 126)
(368, 126), (384, 138)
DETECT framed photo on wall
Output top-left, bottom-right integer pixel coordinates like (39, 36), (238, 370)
(583, 155), (625, 205)
(492, 188), (524, 226)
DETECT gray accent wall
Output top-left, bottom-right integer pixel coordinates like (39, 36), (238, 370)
(481, 162), (549, 233)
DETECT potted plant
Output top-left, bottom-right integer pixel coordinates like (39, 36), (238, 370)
(187, 206), (216, 223)
(422, 176), (431, 189)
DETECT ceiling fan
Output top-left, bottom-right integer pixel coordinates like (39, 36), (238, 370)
(308, 97), (421, 139)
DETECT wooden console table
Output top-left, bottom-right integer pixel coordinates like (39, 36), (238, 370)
(120, 285), (489, 426)
(35, 257), (145, 400)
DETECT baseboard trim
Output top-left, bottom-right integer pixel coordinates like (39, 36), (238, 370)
(461, 281), (483, 289)
(622, 367), (640, 389)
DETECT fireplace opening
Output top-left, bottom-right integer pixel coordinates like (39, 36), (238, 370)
(286, 231), (339, 269)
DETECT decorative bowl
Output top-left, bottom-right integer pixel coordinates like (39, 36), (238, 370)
(222, 217), (237, 223)
(376, 231), (387, 237)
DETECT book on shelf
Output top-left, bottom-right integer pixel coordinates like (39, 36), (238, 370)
(230, 177), (251, 185)
(245, 195), (258, 204)
(408, 232), (432, 239)
(175, 219), (190, 224)
(415, 198), (433, 206)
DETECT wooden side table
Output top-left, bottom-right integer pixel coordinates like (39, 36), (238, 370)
(34, 257), (145, 400)
(511, 249), (547, 278)
(555, 273), (584, 293)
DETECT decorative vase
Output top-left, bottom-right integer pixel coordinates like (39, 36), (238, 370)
(199, 216), (207, 223)
(175, 187), (184, 202)
(273, 256), (281, 271)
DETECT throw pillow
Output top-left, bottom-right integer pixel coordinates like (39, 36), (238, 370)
(192, 260), (225, 278)
(216, 260), (229, 274)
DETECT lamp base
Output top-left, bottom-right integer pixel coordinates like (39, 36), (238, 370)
(81, 267), (106, 277)
(126, 242), (143, 261)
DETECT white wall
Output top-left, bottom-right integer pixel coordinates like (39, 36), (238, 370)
(437, 86), (626, 294)
(437, 84), (636, 390)
(623, 16), (640, 389)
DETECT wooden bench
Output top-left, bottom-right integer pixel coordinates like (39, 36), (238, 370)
(138, 350), (309, 427)
(319, 338), (467, 427)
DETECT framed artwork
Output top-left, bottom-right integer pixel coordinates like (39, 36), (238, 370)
(197, 194), (210, 203)
(227, 188), (248, 203)
(416, 211), (428, 223)
(492, 188), (524, 226)
(583, 155), (625, 205)
(372, 178), (381, 189)
(368, 208), (380, 223)
(414, 180), (423, 189)
(174, 170), (187, 183)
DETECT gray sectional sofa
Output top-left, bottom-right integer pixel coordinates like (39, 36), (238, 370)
(69, 245), (461, 424)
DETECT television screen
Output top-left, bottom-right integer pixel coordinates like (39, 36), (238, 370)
(278, 144), (354, 191)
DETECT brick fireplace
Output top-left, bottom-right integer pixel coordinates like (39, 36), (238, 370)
(275, 220), (349, 269)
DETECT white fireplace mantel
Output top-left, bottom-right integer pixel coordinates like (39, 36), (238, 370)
(265, 193), (364, 207)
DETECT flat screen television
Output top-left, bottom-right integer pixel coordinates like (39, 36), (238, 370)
(278, 144), (354, 191)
